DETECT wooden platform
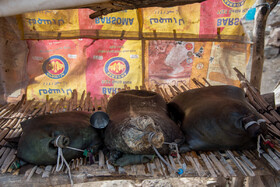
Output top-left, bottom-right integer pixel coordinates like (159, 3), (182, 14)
(0, 71), (280, 186)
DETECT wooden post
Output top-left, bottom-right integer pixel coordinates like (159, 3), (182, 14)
(250, 0), (279, 91)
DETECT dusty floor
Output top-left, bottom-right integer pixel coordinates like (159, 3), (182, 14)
(261, 56), (280, 94)
(246, 54), (280, 95)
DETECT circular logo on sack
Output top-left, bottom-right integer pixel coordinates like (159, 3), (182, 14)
(42, 55), (69, 79)
(222, 0), (246, 8)
(104, 57), (130, 79)
(185, 43), (194, 50)
(186, 58), (193, 64)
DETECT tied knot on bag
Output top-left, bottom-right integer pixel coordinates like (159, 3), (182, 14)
(148, 132), (183, 175)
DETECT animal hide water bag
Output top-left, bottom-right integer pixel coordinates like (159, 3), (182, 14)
(104, 90), (185, 156)
(17, 111), (102, 165)
(168, 85), (267, 152)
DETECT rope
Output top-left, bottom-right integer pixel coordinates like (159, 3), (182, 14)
(260, 134), (274, 148)
(53, 135), (96, 186)
(257, 133), (275, 158)
(54, 135), (74, 186)
(163, 141), (184, 173)
(148, 132), (183, 175)
(256, 2), (270, 8)
(244, 121), (258, 130)
(260, 134), (269, 142)
(257, 119), (266, 124)
(256, 118), (269, 158)
(65, 146), (84, 152)
(56, 147), (73, 186)
(244, 118), (266, 130)
(163, 142), (180, 160)
(257, 135), (261, 158)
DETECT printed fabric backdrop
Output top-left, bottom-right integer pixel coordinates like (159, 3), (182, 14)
(145, 41), (250, 90)
(24, 0), (255, 100)
(26, 39), (143, 101)
(26, 39), (249, 101)
(86, 39), (142, 99)
(20, 0), (256, 40)
(26, 39), (90, 101)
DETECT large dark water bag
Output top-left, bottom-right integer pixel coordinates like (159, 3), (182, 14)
(168, 85), (267, 152)
(17, 111), (103, 165)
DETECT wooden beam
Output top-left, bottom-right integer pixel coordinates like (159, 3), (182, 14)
(24, 34), (252, 44)
(250, 0), (279, 91)
(88, 0), (206, 18)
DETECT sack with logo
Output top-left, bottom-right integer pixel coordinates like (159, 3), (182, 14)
(26, 39), (92, 101)
(86, 39), (143, 99)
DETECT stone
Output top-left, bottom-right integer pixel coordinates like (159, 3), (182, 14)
(274, 82), (280, 106)
(264, 46), (279, 59)
(267, 5), (280, 28)
(267, 28), (280, 47)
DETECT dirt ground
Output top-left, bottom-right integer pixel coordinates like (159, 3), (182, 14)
(261, 56), (280, 94)
(245, 43), (280, 95)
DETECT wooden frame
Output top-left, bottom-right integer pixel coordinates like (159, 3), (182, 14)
(250, 0), (279, 91)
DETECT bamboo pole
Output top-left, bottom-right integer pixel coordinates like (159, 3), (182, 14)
(250, 0), (279, 90)
(192, 78), (205, 88)
(154, 85), (165, 100)
(84, 92), (91, 112)
(79, 90), (85, 111)
(234, 67), (280, 132)
(0, 104), (14, 118)
(167, 85), (178, 97)
(172, 85), (182, 94)
(203, 78), (211, 86)
(103, 94), (109, 111)
(0, 99), (37, 171)
(72, 90), (78, 110)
